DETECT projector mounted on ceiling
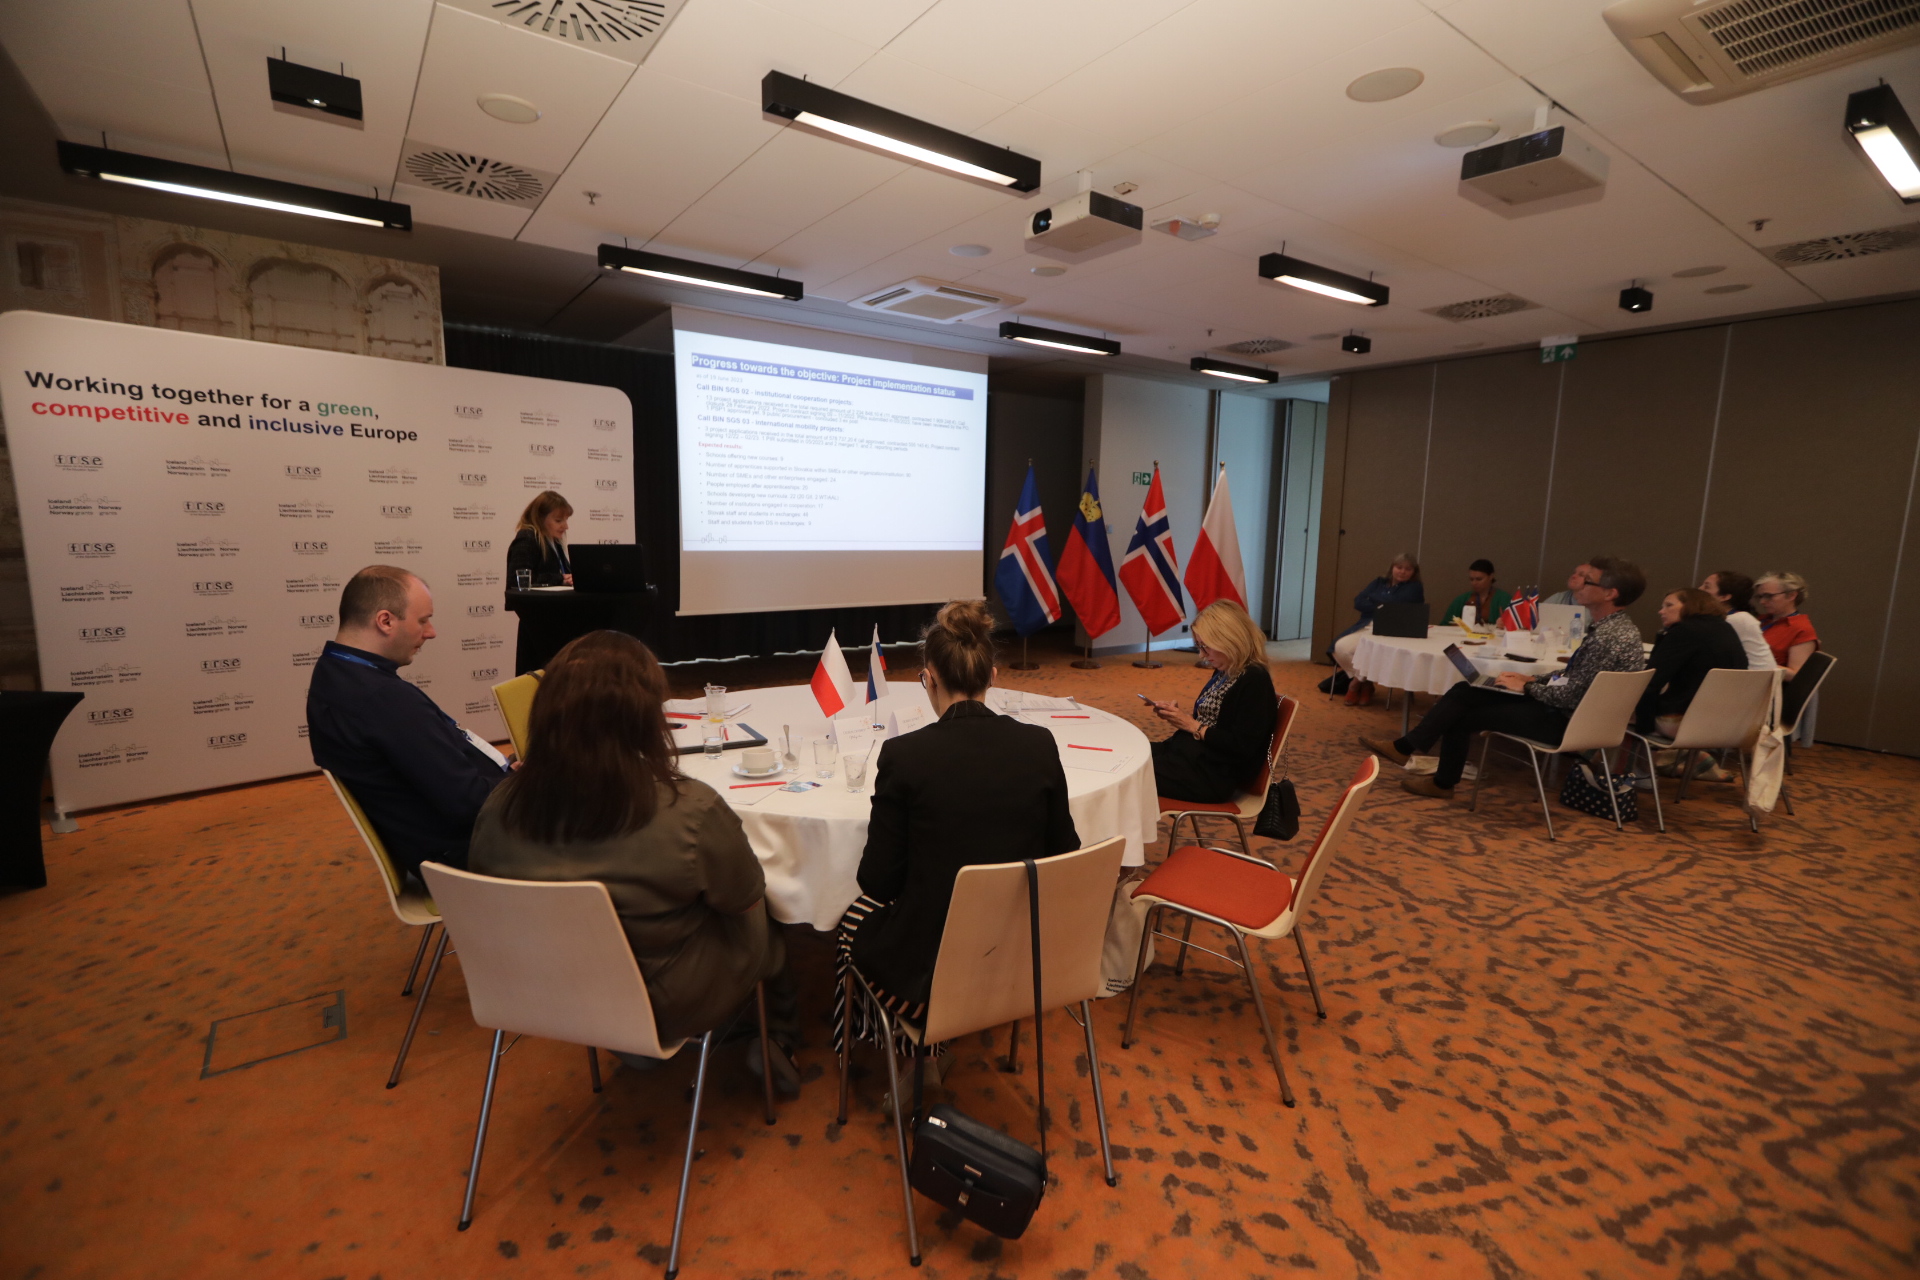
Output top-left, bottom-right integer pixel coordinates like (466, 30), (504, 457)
(1459, 127), (1610, 206)
(1027, 191), (1143, 252)
(849, 278), (1023, 324)
(1603, 0), (1920, 104)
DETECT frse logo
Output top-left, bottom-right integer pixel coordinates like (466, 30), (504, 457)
(471, 667), (500, 682)
(183, 500), (225, 515)
(594, 479), (618, 490)
(68, 542), (115, 558)
(463, 540), (491, 552)
(381, 505), (413, 518)
(88, 707), (135, 725)
(458, 473), (488, 486)
(468, 603), (495, 617)
(455, 405), (484, 419)
(299, 613), (335, 629)
(292, 540), (330, 555)
(193, 581), (235, 596)
(285, 465), (323, 479)
(207, 733), (248, 750)
(201, 658), (242, 674)
(79, 626), (126, 642)
(528, 442), (555, 455)
(56, 454), (104, 471)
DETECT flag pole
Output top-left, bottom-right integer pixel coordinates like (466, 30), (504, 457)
(1011, 633), (1038, 671)
(1132, 620), (1162, 669)
(1072, 634), (1100, 669)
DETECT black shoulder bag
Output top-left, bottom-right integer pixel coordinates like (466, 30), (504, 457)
(906, 858), (1049, 1239)
(1252, 730), (1300, 841)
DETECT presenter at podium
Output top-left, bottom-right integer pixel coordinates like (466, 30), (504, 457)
(508, 490), (573, 587)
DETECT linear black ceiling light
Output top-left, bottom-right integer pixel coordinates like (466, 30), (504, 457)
(1258, 252), (1389, 307)
(57, 141), (409, 228)
(598, 243), (803, 301)
(998, 321), (1119, 357)
(1190, 356), (1278, 384)
(762, 70), (1041, 192)
(1846, 83), (1920, 203)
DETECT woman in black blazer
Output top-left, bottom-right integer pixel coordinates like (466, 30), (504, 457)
(835, 599), (1079, 1057)
(507, 490), (573, 586)
(1149, 600), (1279, 802)
(1635, 587), (1748, 736)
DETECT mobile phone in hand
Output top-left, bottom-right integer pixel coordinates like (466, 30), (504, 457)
(1137, 693), (1154, 703)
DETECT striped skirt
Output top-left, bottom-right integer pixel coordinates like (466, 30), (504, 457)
(833, 895), (944, 1061)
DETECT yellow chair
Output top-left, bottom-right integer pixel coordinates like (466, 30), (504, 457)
(324, 770), (450, 1089)
(490, 670), (542, 760)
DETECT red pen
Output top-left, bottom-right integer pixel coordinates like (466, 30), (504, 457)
(1052, 714), (1091, 719)
(1067, 743), (1112, 752)
(666, 712), (699, 719)
(723, 727), (730, 741)
(729, 780), (786, 789)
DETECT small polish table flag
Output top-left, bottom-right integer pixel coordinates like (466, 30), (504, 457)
(811, 629), (852, 718)
(1183, 464), (1247, 611)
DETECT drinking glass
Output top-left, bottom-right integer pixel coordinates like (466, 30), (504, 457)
(705, 683), (727, 723)
(844, 746), (872, 793)
(513, 569), (532, 591)
(813, 738), (837, 779)
(703, 727), (724, 760)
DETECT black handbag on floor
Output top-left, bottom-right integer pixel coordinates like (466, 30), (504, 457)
(1559, 758), (1637, 824)
(906, 858), (1049, 1239)
(1252, 732), (1300, 840)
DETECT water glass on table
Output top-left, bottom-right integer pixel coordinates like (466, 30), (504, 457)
(705, 683), (727, 723)
(513, 569), (531, 591)
(703, 727), (724, 759)
(844, 746), (872, 793)
(813, 738), (837, 779)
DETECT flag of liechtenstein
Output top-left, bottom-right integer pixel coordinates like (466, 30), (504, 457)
(993, 464), (1063, 638)
(1119, 465), (1184, 636)
(1057, 467), (1122, 639)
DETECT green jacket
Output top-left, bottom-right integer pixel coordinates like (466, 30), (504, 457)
(1443, 587), (1512, 625)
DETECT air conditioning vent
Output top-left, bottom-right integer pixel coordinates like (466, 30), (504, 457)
(1217, 338), (1293, 355)
(400, 142), (556, 207)
(848, 277), (1023, 324)
(1605, 0), (1920, 103)
(1763, 222), (1920, 264)
(442, 0), (688, 61)
(1423, 294), (1540, 322)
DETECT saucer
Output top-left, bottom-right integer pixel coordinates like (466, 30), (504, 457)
(732, 760), (784, 778)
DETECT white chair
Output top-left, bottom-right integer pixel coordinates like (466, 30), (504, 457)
(324, 770), (448, 1088)
(1470, 668), (1655, 839)
(1625, 667), (1778, 834)
(1155, 695), (1298, 853)
(420, 863), (778, 1278)
(1123, 757), (1379, 1102)
(837, 836), (1127, 1267)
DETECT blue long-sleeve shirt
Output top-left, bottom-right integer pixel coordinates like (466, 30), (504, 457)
(307, 640), (508, 876)
(1334, 576), (1426, 643)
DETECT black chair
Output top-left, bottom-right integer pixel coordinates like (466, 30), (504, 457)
(0, 691), (84, 889)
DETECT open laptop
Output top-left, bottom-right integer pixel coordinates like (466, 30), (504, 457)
(570, 543), (649, 593)
(1443, 642), (1524, 694)
(1373, 602), (1430, 639)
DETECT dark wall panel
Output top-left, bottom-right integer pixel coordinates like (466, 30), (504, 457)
(1873, 464), (1920, 755)
(1698, 300), (1920, 743)
(1421, 350), (1559, 604)
(1327, 365), (1433, 638)
(1543, 325), (1727, 635)
(985, 390), (1083, 627)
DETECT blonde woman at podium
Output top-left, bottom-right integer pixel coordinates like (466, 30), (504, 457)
(509, 490), (573, 586)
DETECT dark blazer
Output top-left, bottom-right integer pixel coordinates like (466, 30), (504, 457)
(1636, 614), (1748, 732)
(850, 699), (1080, 1005)
(507, 529), (570, 586)
(307, 641), (508, 876)
(1149, 663), (1279, 803)
(1334, 576), (1425, 643)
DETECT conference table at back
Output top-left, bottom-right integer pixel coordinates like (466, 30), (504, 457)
(1350, 626), (1571, 731)
(673, 681), (1159, 931)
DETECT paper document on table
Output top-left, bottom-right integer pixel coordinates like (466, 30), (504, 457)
(986, 688), (1079, 713)
(727, 783), (784, 806)
(1060, 749), (1132, 774)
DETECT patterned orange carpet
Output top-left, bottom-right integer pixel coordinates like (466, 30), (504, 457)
(4, 637), (1916, 1280)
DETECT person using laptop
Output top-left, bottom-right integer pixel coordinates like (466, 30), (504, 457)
(1442, 559), (1511, 628)
(508, 490), (573, 586)
(308, 566), (511, 877)
(1360, 557), (1648, 799)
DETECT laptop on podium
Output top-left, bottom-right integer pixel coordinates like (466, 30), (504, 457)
(570, 544), (648, 593)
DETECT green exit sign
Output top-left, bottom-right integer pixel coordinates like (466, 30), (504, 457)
(1539, 336), (1578, 364)
(1132, 471), (1152, 486)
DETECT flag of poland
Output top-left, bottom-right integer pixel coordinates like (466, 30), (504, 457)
(1183, 466), (1247, 612)
(811, 629), (853, 718)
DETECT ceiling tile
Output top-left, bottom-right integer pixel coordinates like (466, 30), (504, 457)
(394, 178), (534, 237)
(642, 0), (880, 99)
(750, 0), (940, 47)
(883, 0), (1196, 102)
(1428, 0), (1619, 77)
(829, 50), (1017, 135)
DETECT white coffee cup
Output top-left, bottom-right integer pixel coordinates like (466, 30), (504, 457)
(742, 746), (775, 773)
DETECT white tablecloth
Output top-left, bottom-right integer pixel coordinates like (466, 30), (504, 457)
(674, 681), (1158, 930)
(1351, 626), (1569, 695)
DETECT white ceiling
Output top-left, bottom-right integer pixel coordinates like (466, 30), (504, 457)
(3, 0), (1917, 378)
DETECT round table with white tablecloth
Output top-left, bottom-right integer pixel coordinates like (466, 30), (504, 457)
(1350, 626), (1570, 731)
(672, 681), (1158, 931)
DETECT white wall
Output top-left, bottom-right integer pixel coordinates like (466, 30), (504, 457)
(1213, 392), (1276, 625)
(1081, 374), (1209, 654)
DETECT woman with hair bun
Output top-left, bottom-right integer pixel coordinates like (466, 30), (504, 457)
(834, 599), (1079, 1057)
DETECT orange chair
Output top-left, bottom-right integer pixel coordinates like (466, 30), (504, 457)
(1123, 756), (1380, 1102)
(1154, 694), (1298, 853)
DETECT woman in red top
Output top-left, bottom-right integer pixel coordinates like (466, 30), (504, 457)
(1754, 572), (1818, 676)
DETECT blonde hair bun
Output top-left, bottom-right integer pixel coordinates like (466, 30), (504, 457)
(935, 598), (995, 647)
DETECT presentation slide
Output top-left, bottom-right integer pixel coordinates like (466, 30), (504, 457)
(672, 329), (987, 615)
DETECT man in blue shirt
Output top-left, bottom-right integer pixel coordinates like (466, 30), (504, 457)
(309, 565), (509, 877)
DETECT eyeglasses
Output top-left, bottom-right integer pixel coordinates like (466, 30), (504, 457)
(1751, 590), (1787, 601)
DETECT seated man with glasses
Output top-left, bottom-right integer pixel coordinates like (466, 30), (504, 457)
(308, 565), (511, 878)
(1360, 557), (1649, 799)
